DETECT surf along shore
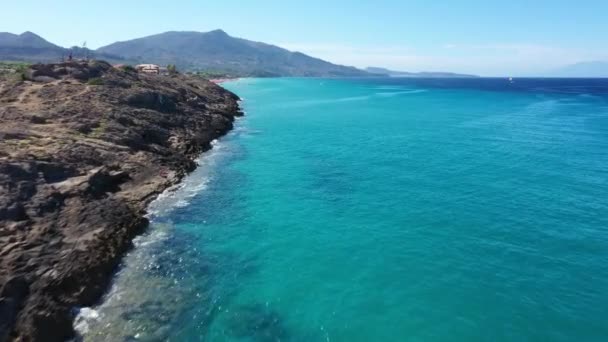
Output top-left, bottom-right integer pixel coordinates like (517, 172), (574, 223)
(0, 60), (242, 341)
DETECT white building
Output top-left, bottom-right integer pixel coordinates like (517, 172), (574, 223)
(135, 64), (161, 75)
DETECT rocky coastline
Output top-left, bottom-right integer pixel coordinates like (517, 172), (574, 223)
(0, 61), (242, 341)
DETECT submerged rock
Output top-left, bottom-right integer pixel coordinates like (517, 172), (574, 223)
(224, 304), (290, 342)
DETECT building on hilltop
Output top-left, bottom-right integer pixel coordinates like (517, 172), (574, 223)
(136, 64), (160, 74)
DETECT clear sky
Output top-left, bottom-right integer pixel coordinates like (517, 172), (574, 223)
(2, 0), (607, 76)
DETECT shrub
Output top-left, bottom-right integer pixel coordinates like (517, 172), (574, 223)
(0, 61), (30, 82)
(87, 77), (104, 85)
(89, 119), (108, 138)
(167, 64), (178, 75)
(120, 65), (137, 73)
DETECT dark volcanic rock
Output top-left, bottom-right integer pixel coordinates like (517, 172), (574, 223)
(22, 60), (112, 83)
(0, 277), (29, 342)
(124, 91), (178, 113)
(0, 60), (242, 341)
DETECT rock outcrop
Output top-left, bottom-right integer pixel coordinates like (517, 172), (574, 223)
(0, 60), (242, 341)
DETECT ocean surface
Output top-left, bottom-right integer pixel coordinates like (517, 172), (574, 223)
(76, 77), (608, 341)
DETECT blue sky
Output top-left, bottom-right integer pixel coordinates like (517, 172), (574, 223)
(2, 0), (607, 76)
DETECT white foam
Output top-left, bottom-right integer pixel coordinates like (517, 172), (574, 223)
(73, 307), (100, 335)
(133, 229), (169, 248)
(147, 139), (227, 217)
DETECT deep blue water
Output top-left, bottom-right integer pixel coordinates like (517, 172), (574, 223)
(78, 77), (608, 341)
(357, 77), (608, 94)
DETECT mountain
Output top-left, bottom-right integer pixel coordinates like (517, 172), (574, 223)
(97, 30), (370, 77)
(547, 61), (608, 78)
(0, 31), (58, 48)
(365, 67), (479, 78)
(0, 31), (126, 63)
(1, 30), (370, 77)
(0, 31), (65, 61)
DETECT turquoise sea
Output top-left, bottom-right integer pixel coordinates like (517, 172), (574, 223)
(77, 77), (608, 341)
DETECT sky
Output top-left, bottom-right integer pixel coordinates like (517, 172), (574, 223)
(2, 0), (608, 76)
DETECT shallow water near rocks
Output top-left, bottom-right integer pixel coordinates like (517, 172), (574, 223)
(77, 77), (608, 341)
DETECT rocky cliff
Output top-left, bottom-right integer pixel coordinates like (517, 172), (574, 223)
(0, 61), (242, 341)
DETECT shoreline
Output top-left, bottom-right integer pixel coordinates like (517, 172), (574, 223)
(73, 131), (238, 339)
(209, 77), (241, 84)
(74, 90), (246, 340)
(0, 61), (243, 341)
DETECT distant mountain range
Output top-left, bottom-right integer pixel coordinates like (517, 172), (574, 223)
(0, 31), (125, 63)
(97, 30), (372, 77)
(3, 31), (607, 78)
(0, 31), (65, 61)
(365, 67), (479, 78)
(546, 61), (608, 78)
(0, 30), (370, 77)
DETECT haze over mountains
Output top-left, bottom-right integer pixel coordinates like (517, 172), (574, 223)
(365, 67), (479, 78)
(547, 61), (608, 78)
(0, 30), (369, 77)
